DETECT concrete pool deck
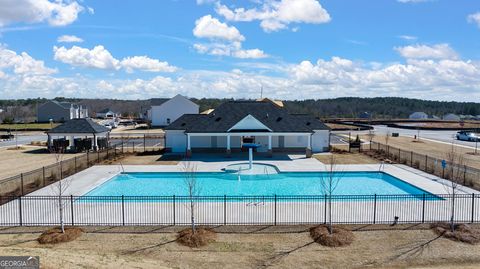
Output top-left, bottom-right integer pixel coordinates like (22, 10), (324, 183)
(1, 155), (479, 226)
(28, 154), (479, 197)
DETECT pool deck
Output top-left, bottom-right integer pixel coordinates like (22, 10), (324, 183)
(28, 154), (479, 197)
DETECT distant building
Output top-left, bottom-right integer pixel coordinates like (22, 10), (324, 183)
(443, 113), (461, 121)
(409, 112), (428, 120)
(37, 101), (88, 123)
(96, 108), (118, 119)
(148, 94), (199, 127)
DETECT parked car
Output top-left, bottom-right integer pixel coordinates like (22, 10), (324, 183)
(103, 123), (113, 130)
(456, 131), (480, 142)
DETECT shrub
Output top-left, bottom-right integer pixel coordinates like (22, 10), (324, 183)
(431, 222), (480, 244)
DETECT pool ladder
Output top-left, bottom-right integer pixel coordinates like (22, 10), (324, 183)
(379, 161), (385, 172)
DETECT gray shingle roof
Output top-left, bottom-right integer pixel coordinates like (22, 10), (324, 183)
(165, 101), (329, 133)
(47, 118), (110, 134)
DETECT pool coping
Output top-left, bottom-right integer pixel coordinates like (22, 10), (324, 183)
(27, 155), (479, 197)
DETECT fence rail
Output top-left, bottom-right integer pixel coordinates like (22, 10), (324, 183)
(0, 139), (165, 199)
(0, 194), (478, 226)
(366, 141), (480, 190)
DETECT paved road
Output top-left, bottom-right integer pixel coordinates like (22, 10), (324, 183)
(0, 134), (47, 148)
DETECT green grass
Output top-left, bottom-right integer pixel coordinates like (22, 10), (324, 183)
(0, 123), (59, 130)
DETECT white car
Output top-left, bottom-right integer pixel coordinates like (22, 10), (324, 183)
(104, 123), (113, 130)
(456, 131), (480, 142)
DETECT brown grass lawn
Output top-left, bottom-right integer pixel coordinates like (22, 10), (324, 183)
(0, 146), (82, 180)
(368, 135), (480, 169)
(314, 152), (379, 165)
(0, 225), (479, 269)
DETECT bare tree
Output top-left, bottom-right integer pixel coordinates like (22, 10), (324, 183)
(366, 129), (375, 143)
(49, 146), (72, 233)
(320, 155), (344, 234)
(444, 143), (467, 232)
(182, 161), (201, 234)
(385, 129), (390, 145)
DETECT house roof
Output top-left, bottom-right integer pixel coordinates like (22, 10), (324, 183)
(47, 118), (110, 134)
(150, 98), (170, 106)
(165, 101), (329, 133)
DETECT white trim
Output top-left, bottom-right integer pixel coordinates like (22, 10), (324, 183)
(186, 132), (312, 136)
(227, 114), (272, 132)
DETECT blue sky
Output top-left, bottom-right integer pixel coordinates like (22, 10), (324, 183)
(0, 0), (479, 101)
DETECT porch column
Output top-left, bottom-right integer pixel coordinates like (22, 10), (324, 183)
(94, 134), (98, 151)
(69, 136), (75, 151)
(226, 134), (231, 157)
(306, 134), (312, 158)
(186, 133), (192, 158)
(267, 135), (272, 157)
(47, 134), (52, 149)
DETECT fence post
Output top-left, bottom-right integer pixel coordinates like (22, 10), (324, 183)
(70, 195), (74, 225)
(42, 166), (46, 187)
(324, 194), (327, 224)
(223, 195), (227, 225)
(133, 142), (135, 153)
(60, 160), (63, 180)
(20, 173), (24, 196)
(426, 155), (429, 171)
(442, 167), (445, 178)
(87, 151), (89, 166)
(410, 151), (413, 166)
(144, 134), (146, 152)
(472, 193), (475, 223)
(121, 139), (124, 154)
(398, 148), (401, 161)
(173, 195), (176, 225)
(274, 194), (277, 226)
(74, 157), (77, 173)
(18, 196), (22, 226)
(114, 145), (116, 158)
(106, 147), (109, 159)
(422, 193), (426, 223)
(122, 195), (125, 226)
(97, 151), (100, 163)
(373, 194), (377, 224)
(463, 165), (467, 185)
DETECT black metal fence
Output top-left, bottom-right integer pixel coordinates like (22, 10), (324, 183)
(0, 194), (478, 226)
(367, 141), (480, 190)
(0, 137), (165, 199)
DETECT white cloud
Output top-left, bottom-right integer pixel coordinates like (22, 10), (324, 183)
(193, 15), (245, 41)
(215, 0), (331, 32)
(467, 12), (480, 28)
(53, 45), (120, 70)
(57, 35), (84, 43)
(0, 0), (85, 27)
(398, 35), (417, 41)
(120, 56), (177, 73)
(394, 44), (458, 59)
(196, 0), (217, 5)
(194, 41), (268, 59)
(233, 49), (268, 59)
(53, 45), (177, 72)
(0, 46), (56, 75)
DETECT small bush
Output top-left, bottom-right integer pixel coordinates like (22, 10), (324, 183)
(176, 228), (216, 248)
(310, 225), (354, 247)
(431, 222), (480, 244)
(38, 227), (84, 244)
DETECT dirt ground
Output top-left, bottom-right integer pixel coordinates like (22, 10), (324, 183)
(368, 135), (480, 169)
(314, 152), (379, 164)
(0, 225), (479, 269)
(0, 146), (82, 179)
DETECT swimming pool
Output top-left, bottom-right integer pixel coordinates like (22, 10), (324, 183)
(84, 171), (436, 197)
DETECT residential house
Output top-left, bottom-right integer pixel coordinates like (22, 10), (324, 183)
(37, 101), (88, 122)
(443, 113), (461, 121)
(164, 100), (330, 157)
(96, 108), (118, 119)
(409, 112), (428, 120)
(148, 94), (199, 127)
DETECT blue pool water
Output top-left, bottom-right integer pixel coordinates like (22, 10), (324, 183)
(84, 172), (435, 197)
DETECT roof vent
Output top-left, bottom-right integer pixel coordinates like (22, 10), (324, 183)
(266, 113), (269, 118)
(276, 117), (282, 122)
(306, 122), (311, 126)
(181, 123), (186, 126)
(215, 117), (222, 122)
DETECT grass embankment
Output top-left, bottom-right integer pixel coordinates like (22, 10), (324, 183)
(0, 123), (58, 131)
(1, 225), (480, 268)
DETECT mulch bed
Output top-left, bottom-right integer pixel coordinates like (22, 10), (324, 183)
(38, 227), (84, 244)
(176, 228), (216, 248)
(431, 222), (480, 244)
(310, 225), (354, 247)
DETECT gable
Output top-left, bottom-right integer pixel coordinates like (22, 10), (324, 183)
(228, 114), (272, 132)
